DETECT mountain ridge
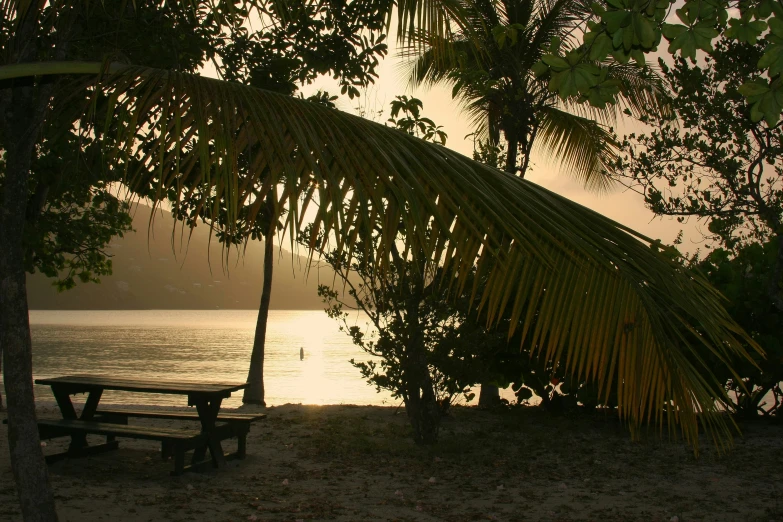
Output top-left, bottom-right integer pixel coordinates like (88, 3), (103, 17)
(27, 204), (333, 310)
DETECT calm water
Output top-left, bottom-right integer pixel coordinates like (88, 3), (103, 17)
(18, 310), (397, 408)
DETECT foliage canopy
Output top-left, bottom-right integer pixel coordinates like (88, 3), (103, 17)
(531, 0), (783, 125)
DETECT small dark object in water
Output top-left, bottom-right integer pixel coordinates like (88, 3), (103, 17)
(300, 347), (304, 361)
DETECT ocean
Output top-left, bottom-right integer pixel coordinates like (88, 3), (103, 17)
(19, 309), (397, 409)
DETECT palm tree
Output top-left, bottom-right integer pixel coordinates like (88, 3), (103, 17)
(406, 0), (670, 189)
(0, 1), (758, 520)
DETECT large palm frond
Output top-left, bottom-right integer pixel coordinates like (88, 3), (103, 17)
(396, 0), (471, 53)
(536, 106), (618, 192)
(609, 62), (674, 120)
(401, 37), (478, 88)
(0, 61), (758, 452)
(526, 0), (588, 65)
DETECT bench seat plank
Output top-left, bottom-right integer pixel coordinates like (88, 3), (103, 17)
(38, 419), (203, 441)
(95, 409), (267, 423)
(37, 419), (206, 475)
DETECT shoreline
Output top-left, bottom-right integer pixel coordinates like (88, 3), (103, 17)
(2, 403), (782, 521)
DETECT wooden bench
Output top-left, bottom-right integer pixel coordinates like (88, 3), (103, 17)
(37, 419), (205, 475)
(94, 409), (266, 459)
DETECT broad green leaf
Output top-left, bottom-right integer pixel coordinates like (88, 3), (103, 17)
(666, 21), (718, 59)
(631, 49), (647, 65)
(675, 5), (697, 25)
(632, 13), (656, 48)
(602, 9), (632, 32)
(542, 54), (570, 70)
(531, 60), (550, 78)
(492, 25), (507, 48)
(612, 47), (632, 64)
(661, 23), (687, 40)
(758, 44), (783, 77)
(693, 22), (720, 43)
(508, 26), (519, 46)
(758, 0), (774, 18)
(549, 63), (601, 99)
(667, 27), (698, 59)
(586, 31), (614, 60)
(759, 92), (782, 125)
(738, 80), (771, 97)
(725, 17), (768, 44)
(769, 16), (783, 37)
(741, 79), (783, 125)
(586, 77), (622, 108)
(622, 23), (635, 49)
(750, 103), (764, 122)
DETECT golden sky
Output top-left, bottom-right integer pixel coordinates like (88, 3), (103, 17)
(294, 40), (708, 253)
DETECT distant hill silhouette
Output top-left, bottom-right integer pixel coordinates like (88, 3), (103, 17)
(27, 204), (336, 310)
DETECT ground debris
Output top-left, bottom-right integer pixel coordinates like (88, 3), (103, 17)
(1, 404), (781, 521)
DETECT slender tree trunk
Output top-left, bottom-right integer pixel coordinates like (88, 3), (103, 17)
(518, 125), (537, 179)
(404, 350), (440, 444)
(401, 271), (440, 444)
(504, 136), (519, 176)
(771, 233), (783, 314)
(243, 199), (276, 406)
(0, 344), (4, 412)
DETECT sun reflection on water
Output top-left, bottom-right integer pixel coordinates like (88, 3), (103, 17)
(15, 309), (515, 408)
(21, 310), (395, 408)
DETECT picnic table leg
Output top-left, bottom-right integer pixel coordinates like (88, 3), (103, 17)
(80, 389), (103, 420)
(191, 397), (227, 468)
(52, 387), (105, 451)
(44, 386), (118, 460)
(51, 387), (78, 420)
(237, 433), (247, 459)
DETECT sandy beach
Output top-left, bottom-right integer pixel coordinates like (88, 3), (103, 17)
(1, 404), (781, 521)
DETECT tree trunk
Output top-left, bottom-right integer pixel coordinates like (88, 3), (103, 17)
(0, 344), (4, 412)
(405, 348), (440, 444)
(504, 136), (519, 176)
(0, 4), (62, 520)
(401, 273), (440, 444)
(2, 1), (82, 514)
(1, 81), (59, 522)
(243, 201), (276, 406)
(478, 383), (500, 407)
(478, 133), (521, 408)
(770, 233), (783, 314)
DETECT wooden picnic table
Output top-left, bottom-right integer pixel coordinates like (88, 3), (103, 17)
(34, 374), (249, 475)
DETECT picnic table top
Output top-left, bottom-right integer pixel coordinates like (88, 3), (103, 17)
(35, 374), (248, 397)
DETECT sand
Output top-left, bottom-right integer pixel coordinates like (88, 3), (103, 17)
(1, 403), (782, 521)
